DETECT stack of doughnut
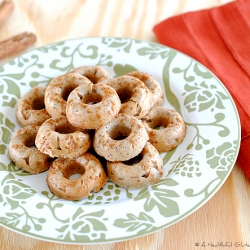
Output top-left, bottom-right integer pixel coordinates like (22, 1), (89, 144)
(8, 66), (186, 201)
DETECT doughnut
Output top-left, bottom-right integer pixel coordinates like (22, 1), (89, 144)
(35, 116), (91, 158)
(7, 65), (188, 200)
(45, 72), (91, 118)
(70, 65), (110, 85)
(107, 75), (153, 119)
(107, 142), (163, 189)
(16, 86), (50, 127)
(8, 125), (53, 174)
(142, 106), (186, 153)
(46, 153), (107, 200)
(93, 113), (149, 162)
(125, 71), (164, 106)
(66, 82), (121, 129)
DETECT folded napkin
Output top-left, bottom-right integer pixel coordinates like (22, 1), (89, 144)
(153, 0), (250, 178)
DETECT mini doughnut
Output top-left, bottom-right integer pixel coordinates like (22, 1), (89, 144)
(93, 114), (149, 162)
(125, 71), (164, 106)
(16, 86), (50, 127)
(70, 65), (110, 85)
(107, 75), (153, 119)
(35, 116), (91, 158)
(8, 125), (53, 174)
(142, 106), (186, 153)
(66, 82), (121, 129)
(107, 142), (163, 189)
(46, 153), (107, 200)
(45, 72), (91, 118)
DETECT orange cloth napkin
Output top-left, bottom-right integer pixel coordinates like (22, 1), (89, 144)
(153, 0), (250, 178)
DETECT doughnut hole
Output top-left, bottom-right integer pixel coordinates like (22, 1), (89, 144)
(116, 88), (133, 103)
(62, 85), (76, 101)
(147, 115), (170, 130)
(32, 96), (45, 110)
(123, 153), (143, 165)
(81, 92), (103, 105)
(55, 122), (76, 134)
(22, 139), (36, 166)
(109, 124), (131, 140)
(84, 74), (99, 84)
(23, 133), (36, 147)
(62, 161), (85, 180)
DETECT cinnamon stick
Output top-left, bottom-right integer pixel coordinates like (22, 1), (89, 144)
(0, 32), (36, 60)
(0, 0), (14, 25)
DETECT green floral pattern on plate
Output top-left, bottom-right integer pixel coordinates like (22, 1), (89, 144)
(0, 37), (240, 244)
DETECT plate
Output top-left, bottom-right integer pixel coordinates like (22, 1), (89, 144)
(0, 37), (240, 244)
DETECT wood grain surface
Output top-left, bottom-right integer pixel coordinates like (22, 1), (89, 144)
(1, 1), (250, 249)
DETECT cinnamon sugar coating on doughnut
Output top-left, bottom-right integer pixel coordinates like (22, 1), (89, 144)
(70, 65), (110, 85)
(8, 125), (53, 174)
(93, 114), (149, 162)
(142, 106), (186, 153)
(125, 71), (164, 106)
(45, 72), (92, 118)
(35, 116), (91, 158)
(107, 142), (163, 189)
(46, 153), (107, 200)
(8, 66), (188, 198)
(66, 82), (121, 129)
(16, 86), (51, 127)
(107, 75), (153, 119)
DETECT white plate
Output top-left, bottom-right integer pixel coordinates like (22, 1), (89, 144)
(0, 37), (240, 244)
